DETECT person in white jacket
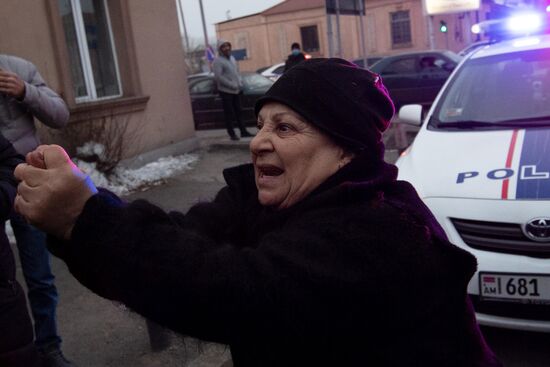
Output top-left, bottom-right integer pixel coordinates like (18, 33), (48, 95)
(0, 54), (73, 367)
(212, 40), (254, 140)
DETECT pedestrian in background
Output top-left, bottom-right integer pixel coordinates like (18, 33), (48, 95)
(283, 42), (306, 72)
(0, 54), (73, 367)
(15, 59), (501, 367)
(0, 134), (40, 367)
(212, 40), (254, 141)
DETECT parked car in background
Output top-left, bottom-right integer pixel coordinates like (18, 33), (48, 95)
(351, 56), (384, 68)
(188, 72), (274, 130)
(255, 66), (270, 74)
(187, 71), (212, 82)
(396, 27), (550, 332)
(369, 50), (461, 109)
(258, 62), (285, 81)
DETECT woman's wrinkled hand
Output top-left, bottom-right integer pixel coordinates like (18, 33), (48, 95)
(14, 145), (98, 240)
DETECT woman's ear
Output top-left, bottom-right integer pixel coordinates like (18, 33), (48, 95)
(341, 149), (355, 164)
(338, 149), (355, 168)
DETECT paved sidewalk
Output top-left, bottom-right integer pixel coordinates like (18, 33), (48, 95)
(14, 127), (409, 366)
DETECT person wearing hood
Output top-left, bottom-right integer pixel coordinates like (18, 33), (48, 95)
(0, 54), (73, 367)
(15, 58), (501, 367)
(284, 43), (306, 72)
(212, 40), (254, 140)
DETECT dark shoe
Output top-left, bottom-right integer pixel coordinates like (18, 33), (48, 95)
(240, 131), (255, 138)
(230, 135), (240, 141)
(39, 347), (76, 367)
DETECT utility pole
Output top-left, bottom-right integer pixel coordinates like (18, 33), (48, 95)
(428, 15), (435, 50)
(335, 0), (342, 57)
(198, 0), (211, 71)
(177, 0), (190, 52)
(358, 0), (367, 68)
(327, 12), (334, 57)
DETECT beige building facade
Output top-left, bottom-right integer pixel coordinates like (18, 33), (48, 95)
(0, 0), (197, 164)
(216, 0), (492, 72)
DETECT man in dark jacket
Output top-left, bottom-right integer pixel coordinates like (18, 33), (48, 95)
(0, 54), (72, 367)
(0, 134), (40, 366)
(284, 42), (306, 72)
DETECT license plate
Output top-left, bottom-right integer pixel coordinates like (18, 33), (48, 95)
(479, 272), (550, 304)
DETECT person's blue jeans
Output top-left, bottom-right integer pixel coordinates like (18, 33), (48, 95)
(10, 213), (61, 351)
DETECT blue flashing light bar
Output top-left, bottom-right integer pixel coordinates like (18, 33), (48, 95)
(471, 12), (550, 40)
(506, 13), (543, 33)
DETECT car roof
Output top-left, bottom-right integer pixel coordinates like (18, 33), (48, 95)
(382, 49), (457, 58)
(468, 33), (550, 59)
(264, 62), (284, 71)
(371, 50), (462, 66)
(458, 40), (493, 56)
(187, 71), (271, 87)
(188, 71), (213, 76)
(188, 71), (259, 79)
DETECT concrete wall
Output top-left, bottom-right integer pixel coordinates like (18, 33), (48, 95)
(216, 0), (489, 71)
(0, 1), (63, 94)
(264, 8), (328, 63)
(0, 0), (197, 163)
(216, 14), (272, 72)
(124, 0), (195, 157)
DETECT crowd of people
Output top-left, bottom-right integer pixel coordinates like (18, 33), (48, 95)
(2, 46), (502, 367)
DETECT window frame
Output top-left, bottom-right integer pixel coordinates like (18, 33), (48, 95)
(300, 25), (320, 53)
(390, 10), (412, 49)
(66, 0), (123, 103)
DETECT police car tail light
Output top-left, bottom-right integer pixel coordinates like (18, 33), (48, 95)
(506, 13), (543, 33)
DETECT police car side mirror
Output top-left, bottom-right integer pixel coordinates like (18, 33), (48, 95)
(397, 104), (423, 126)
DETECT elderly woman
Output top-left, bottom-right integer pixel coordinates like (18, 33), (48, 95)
(15, 59), (501, 366)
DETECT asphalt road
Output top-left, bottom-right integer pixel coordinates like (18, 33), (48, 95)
(13, 128), (550, 366)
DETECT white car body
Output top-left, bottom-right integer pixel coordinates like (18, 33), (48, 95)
(260, 62), (285, 81)
(396, 34), (550, 332)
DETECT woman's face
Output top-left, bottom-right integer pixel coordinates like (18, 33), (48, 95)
(250, 102), (351, 209)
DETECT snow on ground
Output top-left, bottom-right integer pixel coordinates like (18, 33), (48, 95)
(73, 142), (199, 195)
(75, 153), (199, 196)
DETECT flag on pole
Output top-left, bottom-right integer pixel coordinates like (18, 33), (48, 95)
(205, 45), (215, 62)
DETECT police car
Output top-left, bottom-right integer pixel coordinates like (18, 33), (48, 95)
(395, 13), (550, 332)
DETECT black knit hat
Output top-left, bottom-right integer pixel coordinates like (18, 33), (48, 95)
(255, 58), (394, 158)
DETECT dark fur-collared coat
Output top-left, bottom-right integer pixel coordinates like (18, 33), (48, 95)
(49, 153), (501, 367)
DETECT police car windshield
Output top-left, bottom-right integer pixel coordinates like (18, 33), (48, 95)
(431, 48), (550, 129)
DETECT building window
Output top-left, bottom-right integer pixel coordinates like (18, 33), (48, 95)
(390, 11), (412, 48)
(58, 0), (122, 103)
(300, 25), (320, 53)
